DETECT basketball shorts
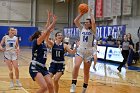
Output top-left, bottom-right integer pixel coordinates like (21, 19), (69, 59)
(49, 61), (65, 75)
(4, 51), (17, 61)
(76, 47), (94, 62)
(29, 60), (49, 81)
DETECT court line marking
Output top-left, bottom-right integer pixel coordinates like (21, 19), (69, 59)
(21, 87), (29, 93)
(0, 80), (29, 93)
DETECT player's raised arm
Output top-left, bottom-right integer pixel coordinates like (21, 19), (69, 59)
(45, 10), (51, 28)
(89, 8), (96, 34)
(74, 14), (83, 30)
(37, 14), (57, 45)
(45, 15), (57, 48)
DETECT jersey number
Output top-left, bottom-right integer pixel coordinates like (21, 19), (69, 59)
(83, 36), (88, 42)
(9, 43), (14, 47)
(43, 51), (47, 58)
(56, 51), (60, 57)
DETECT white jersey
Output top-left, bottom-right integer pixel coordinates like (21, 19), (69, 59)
(79, 27), (94, 48)
(4, 35), (17, 51)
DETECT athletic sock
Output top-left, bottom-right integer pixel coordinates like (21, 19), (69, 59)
(72, 80), (77, 85)
(83, 83), (88, 88)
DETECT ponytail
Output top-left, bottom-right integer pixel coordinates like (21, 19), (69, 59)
(29, 31), (41, 41)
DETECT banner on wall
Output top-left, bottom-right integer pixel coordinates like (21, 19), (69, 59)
(63, 27), (80, 38)
(96, 0), (103, 18)
(103, 0), (112, 17)
(123, 0), (132, 15)
(112, 0), (121, 16)
(88, 0), (95, 15)
(96, 25), (126, 39)
(63, 25), (126, 39)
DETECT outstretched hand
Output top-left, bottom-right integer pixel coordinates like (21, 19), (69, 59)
(89, 8), (92, 14)
(50, 28), (54, 33)
(52, 14), (57, 23)
(47, 10), (52, 19)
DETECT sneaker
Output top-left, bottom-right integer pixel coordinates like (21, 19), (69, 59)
(70, 84), (76, 93)
(93, 66), (97, 71)
(16, 80), (22, 87)
(117, 67), (121, 72)
(10, 81), (14, 88)
(81, 87), (87, 93)
(125, 64), (128, 68)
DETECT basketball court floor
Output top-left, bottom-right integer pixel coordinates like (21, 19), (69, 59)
(0, 48), (140, 93)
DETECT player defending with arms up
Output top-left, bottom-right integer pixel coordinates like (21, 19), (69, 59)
(70, 8), (96, 93)
(45, 31), (76, 93)
(29, 11), (56, 93)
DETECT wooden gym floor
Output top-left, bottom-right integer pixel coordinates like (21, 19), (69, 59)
(0, 48), (140, 93)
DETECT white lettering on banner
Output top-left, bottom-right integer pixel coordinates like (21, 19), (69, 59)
(96, 27), (102, 38)
(103, 27), (106, 38)
(63, 25), (125, 39)
(108, 27), (112, 35)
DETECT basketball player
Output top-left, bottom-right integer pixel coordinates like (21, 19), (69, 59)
(0, 28), (22, 88)
(45, 31), (76, 93)
(70, 8), (96, 93)
(29, 11), (56, 93)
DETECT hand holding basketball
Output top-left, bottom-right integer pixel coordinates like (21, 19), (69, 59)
(78, 3), (88, 14)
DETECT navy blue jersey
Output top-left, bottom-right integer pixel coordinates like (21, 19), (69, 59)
(32, 39), (47, 64)
(52, 43), (65, 61)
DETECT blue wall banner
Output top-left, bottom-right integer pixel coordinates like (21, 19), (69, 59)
(63, 27), (80, 38)
(63, 25), (126, 39)
(96, 25), (126, 39)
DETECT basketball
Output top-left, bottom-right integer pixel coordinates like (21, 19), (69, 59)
(78, 3), (88, 14)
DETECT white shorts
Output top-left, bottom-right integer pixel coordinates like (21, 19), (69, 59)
(4, 51), (17, 61)
(76, 47), (93, 62)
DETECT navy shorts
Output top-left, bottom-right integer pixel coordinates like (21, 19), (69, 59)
(49, 62), (65, 75)
(29, 63), (49, 81)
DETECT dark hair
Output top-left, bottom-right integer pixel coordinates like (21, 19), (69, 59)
(29, 31), (41, 41)
(86, 18), (91, 24)
(86, 18), (92, 29)
(127, 33), (132, 39)
(55, 32), (63, 42)
(55, 32), (61, 37)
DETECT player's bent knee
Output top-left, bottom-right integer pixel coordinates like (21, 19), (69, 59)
(9, 71), (13, 74)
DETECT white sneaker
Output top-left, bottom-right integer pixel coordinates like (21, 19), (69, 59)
(81, 88), (87, 93)
(70, 84), (76, 93)
(16, 80), (22, 87)
(10, 81), (14, 88)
